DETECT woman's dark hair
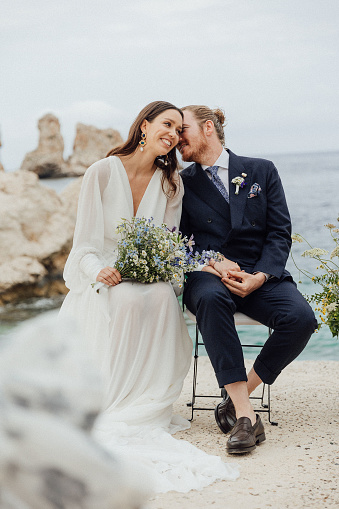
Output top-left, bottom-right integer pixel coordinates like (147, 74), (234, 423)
(107, 101), (183, 196)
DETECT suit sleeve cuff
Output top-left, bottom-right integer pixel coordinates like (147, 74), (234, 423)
(253, 271), (271, 282)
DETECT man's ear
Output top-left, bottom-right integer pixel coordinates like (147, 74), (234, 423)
(204, 120), (215, 137)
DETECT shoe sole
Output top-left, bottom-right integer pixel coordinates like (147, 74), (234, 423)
(227, 432), (266, 455)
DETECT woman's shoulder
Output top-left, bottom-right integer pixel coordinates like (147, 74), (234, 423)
(85, 156), (121, 180)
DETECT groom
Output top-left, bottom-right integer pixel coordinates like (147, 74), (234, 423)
(178, 105), (317, 454)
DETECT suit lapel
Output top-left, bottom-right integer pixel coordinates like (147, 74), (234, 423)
(228, 150), (252, 231)
(185, 163), (230, 220)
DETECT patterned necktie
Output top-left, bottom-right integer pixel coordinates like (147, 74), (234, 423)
(206, 166), (229, 203)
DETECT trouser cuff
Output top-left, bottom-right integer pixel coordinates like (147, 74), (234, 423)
(216, 367), (248, 388)
(253, 358), (280, 385)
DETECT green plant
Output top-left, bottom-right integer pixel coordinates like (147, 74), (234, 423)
(291, 218), (339, 338)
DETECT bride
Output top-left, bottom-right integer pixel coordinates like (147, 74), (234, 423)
(59, 101), (239, 493)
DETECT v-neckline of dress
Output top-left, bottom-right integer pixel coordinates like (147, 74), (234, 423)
(115, 156), (160, 217)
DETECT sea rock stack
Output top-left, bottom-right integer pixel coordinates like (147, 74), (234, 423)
(66, 123), (123, 176)
(20, 115), (123, 178)
(20, 114), (65, 178)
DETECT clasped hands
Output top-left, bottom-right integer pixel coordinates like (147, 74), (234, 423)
(202, 258), (266, 297)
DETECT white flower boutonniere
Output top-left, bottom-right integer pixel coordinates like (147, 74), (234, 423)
(231, 173), (247, 195)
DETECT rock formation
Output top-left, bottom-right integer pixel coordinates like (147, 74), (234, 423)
(20, 115), (123, 178)
(20, 114), (66, 178)
(66, 123), (123, 176)
(0, 171), (81, 305)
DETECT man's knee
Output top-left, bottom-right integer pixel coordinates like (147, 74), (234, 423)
(277, 299), (317, 338)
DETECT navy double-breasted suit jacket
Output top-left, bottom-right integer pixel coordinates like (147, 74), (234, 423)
(180, 150), (292, 280)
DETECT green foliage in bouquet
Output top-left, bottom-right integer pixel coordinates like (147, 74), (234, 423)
(291, 218), (339, 338)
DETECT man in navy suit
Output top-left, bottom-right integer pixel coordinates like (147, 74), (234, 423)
(178, 105), (317, 454)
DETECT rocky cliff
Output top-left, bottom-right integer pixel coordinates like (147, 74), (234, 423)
(0, 170), (82, 304)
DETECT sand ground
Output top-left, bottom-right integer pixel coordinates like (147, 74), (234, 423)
(148, 357), (339, 509)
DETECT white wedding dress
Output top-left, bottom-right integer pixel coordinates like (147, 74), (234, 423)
(59, 156), (239, 493)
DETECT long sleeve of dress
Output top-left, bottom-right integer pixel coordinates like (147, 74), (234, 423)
(63, 159), (112, 292)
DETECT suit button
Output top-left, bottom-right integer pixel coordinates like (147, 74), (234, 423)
(251, 220), (256, 227)
(207, 218), (212, 223)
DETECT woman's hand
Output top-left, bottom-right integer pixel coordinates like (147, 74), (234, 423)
(96, 267), (122, 286)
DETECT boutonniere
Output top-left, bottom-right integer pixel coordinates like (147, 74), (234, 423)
(231, 173), (247, 195)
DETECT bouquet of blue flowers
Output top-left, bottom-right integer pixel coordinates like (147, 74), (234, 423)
(92, 217), (222, 292)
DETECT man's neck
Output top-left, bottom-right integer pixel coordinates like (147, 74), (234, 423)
(196, 145), (224, 167)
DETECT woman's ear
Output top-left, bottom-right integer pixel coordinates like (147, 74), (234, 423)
(140, 119), (148, 133)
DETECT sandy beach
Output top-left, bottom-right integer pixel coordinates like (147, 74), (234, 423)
(148, 357), (339, 509)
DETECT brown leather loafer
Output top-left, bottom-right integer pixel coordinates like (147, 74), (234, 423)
(215, 393), (237, 434)
(226, 415), (266, 454)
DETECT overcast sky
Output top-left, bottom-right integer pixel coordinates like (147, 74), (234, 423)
(1, 0), (338, 170)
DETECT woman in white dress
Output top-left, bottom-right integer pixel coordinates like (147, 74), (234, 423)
(59, 101), (239, 493)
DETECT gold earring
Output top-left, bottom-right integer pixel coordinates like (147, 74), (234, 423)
(139, 132), (146, 152)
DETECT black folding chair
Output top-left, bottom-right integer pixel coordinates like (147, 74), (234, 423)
(185, 308), (278, 425)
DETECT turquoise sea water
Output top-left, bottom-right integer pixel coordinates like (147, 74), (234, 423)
(1, 151), (338, 360)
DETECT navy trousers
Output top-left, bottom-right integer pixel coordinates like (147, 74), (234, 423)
(184, 272), (317, 387)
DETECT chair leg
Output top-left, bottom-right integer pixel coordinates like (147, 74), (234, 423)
(187, 323), (199, 421)
(261, 383), (268, 408)
(267, 384), (278, 426)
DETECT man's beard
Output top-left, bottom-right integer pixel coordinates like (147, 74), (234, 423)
(181, 136), (209, 164)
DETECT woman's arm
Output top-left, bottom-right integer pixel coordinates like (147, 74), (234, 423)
(63, 158), (112, 291)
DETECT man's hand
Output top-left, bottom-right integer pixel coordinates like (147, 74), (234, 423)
(221, 270), (266, 297)
(206, 258), (242, 280)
